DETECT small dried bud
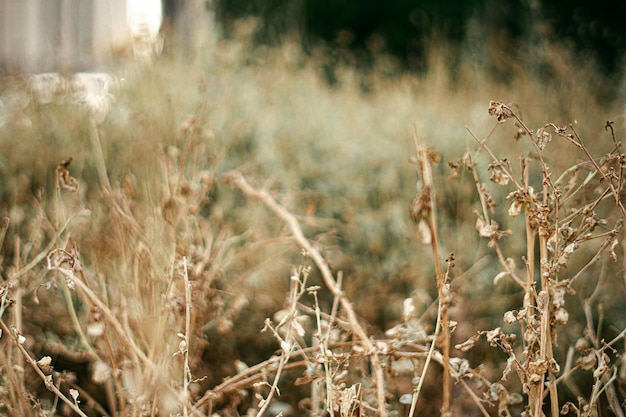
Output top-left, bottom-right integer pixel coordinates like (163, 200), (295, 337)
(503, 311), (517, 324)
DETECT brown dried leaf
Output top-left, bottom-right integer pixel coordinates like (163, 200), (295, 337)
(536, 127), (552, 150)
(455, 333), (481, 352)
(488, 101), (513, 124)
(55, 157), (79, 192)
(488, 163), (511, 185)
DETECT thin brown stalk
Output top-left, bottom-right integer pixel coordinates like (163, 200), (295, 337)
(0, 320), (89, 417)
(88, 118), (112, 193)
(223, 171), (388, 417)
(255, 264), (304, 417)
(561, 124), (626, 218)
(102, 329), (125, 417)
(408, 290), (444, 417)
(182, 256), (192, 417)
(45, 254), (202, 415)
(459, 379), (491, 417)
(409, 132), (451, 415)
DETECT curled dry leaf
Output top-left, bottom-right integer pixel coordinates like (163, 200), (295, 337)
(488, 163), (510, 185)
(502, 356), (516, 381)
(455, 333), (480, 352)
(493, 271), (509, 285)
(561, 402), (579, 415)
(409, 187), (431, 223)
(593, 353), (610, 379)
(55, 157), (79, 192)
(488, 101), (513, 124)
(576, 352), (596, 370)
(508, 200), (523, 217)
(536, 127), (552, 150)
(37, 356), (53, 373)
(503, 311), (517, 324)
(485, 328), (503, 346)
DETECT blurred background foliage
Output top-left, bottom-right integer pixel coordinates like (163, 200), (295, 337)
(213, 0), (626, 76)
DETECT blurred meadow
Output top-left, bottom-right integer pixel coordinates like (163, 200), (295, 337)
(1, 10), (626, 417)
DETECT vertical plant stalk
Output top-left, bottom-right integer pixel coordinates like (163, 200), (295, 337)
(225, 171), (388, 417)
(312, 290), (336, 417)
(182, 257), (192, 417)
(519, 158), (544, 416)
(409, 135), (451, 415)
(256, 269), (304, 417)
(88, 118), (112, 193)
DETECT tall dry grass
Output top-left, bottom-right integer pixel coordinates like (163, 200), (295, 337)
(0, 24), (625, 416)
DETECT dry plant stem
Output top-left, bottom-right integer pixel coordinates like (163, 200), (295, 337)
(44, 260), (195, 406)
(411, 136), (451, 415)
(602, 372), (625, 417)
(0, 320), (89, 417)
(182, 256), (192, 417)
(0, 348), (28, 416)
(520, 160), (548, 417)
(408, 298), (443, 417)
(562, 124), (626, 218)
(467, 126), (522, 190)
(466, 153), (525, 287)
(582, 296), (626, 417)
(312, 290), (335, 416)
(256, 275), (301, 417)
(196, 342), (355, 405)
(70, 383), (112, 417)
(10, 217), (72, 281)
(0, 217), (9, 250)
(88, 118), (112, 193)
(102, 330), (125, 417)
(225, 171), (388, 417)
(459, 379), (490, 417)
(60, 280), (99, 359)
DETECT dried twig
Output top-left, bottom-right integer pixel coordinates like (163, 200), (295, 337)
(0, 320), (89, 417)
(223, 171), (388, 417)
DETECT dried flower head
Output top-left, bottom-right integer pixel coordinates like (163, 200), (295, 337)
(488, 101), (513, 124)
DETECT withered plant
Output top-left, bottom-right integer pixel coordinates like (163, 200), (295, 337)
(0, 23), (625, 417)
(452, 101), (625, 416)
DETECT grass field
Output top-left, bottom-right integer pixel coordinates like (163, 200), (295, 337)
(1, 24), (625, 416)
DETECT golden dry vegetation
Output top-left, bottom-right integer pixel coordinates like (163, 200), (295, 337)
(1, 24), (625, 416)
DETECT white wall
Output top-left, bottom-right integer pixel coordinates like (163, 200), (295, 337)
(0, 0), (162, 73)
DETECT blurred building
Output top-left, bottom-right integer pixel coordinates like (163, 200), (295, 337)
(0, 0), (164, 74)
